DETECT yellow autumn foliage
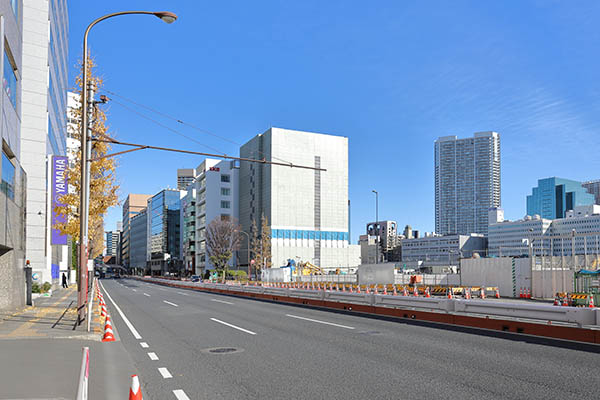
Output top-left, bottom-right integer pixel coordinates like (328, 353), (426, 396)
(54, 57), (119, 259)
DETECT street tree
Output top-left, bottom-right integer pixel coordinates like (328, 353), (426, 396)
(54, 57), (119, 259)
(206, 217), (241, 282)
(250, 214), (272, 279)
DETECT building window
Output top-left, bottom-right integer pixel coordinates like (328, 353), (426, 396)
(1, 151), (15, 200)
(3, 49), (17, 108)
(221, 187), (231, 196)
(221, 200), (230, 209)
(220, 174), (230, 183)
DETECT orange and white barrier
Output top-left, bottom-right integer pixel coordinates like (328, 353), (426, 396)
(129, 374), (143, 400)
(102, 315), (115, 342)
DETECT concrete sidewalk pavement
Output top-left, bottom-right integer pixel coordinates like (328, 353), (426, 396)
(0, 285), (138, 399)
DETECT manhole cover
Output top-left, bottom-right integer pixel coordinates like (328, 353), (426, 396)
(201, 347), (244, 354)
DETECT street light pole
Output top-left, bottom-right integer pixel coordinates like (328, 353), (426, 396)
(372, 190), (378, 264)
(78, 10), (177, 324)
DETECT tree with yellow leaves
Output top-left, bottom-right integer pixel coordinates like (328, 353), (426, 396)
(54, 57), (119, 260)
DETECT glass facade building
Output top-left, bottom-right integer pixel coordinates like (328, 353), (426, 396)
(434, 132), (501, 236)
(147, 189), (184, 274)
(526, 177), (594, 220)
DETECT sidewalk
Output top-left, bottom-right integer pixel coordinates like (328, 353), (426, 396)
(0, 285), (137, 399)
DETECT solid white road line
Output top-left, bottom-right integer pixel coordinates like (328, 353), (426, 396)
(143, 293), (151, 297)
(173, 389), (191, 400)
(210, 318), (256, 335)
(132, 289), (137, 292)
(176, 292), (189, 296)
(158, 367), (173, 379)
(285, 314), (355, 330)
(148, 352), (159, 360)
(163, 300), (179, 307)
(140, 342), (149, 348)
(99, 280), (143, 339)
(211, 299), (234, 305)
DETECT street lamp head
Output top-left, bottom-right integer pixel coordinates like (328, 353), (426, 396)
(372, 190), (377, 194)
(154, 11), (177, 24)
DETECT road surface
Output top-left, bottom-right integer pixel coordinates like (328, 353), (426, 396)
(100, 278), (599, 400)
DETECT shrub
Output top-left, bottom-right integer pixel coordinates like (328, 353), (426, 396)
(227, 270), (247, 279)
(42, 282), (52, 293)
(32, 283), (41, 293)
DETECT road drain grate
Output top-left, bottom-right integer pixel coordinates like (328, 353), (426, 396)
(202, 347), (244, 354)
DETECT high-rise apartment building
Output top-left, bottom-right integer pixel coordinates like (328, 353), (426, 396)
(177, 168), (194, 190)
(434, 132), (501, 236)
(121, 194), (151, 269)
(526, 177), (594, 220)
(239, 127), (359, 271)
(193, 158), (239, 274)
(0, 0), (27, 311)
(583, 180), (600, 206)
(20, 0), (69, 285)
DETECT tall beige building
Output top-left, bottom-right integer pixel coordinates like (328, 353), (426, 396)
(121, 194), (151, 268)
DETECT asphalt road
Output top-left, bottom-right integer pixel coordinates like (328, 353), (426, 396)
(100, 278), (600, 400)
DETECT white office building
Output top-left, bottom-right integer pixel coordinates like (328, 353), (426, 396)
(488, 205), (600, 257)
(401, 233), (487, 266)
(239, 127), (360, 271)
(488, 213), (552, 257)
(194, 158), (240, 274)
(20, 0), (69, 285)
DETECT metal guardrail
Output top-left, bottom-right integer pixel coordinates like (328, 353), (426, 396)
(144, 278), (600, 328)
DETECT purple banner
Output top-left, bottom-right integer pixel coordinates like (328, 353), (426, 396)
(51, 156), (68, 245)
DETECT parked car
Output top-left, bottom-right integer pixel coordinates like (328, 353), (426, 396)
(191, 275), (201, 282)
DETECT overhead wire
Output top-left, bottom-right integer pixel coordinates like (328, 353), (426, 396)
(102, 88), (294, 166)
(108, 98), (227, 156)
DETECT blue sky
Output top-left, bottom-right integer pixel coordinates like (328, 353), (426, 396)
(68, 1), (600, 243)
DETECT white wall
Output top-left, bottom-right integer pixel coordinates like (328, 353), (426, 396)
(461, 258), (531, 297)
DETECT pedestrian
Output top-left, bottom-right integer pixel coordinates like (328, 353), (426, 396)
(62, 273), (68, 289)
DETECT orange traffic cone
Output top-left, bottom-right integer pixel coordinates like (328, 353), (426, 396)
(403, 287), (409, 297)
(102, 316), (115, 342)
(480, 287), (486, 299)
(357, 285), (361, 294)
(447, 288), (453, 299)
(383, 285), (388, 295)
(349, 285), (353, 293)
(519, 288), (523, 298)
(527, 288), (532, 299)
(101, 305), (107, 318)
(465, 288), (471, 300)
(553, 296), (559, 306)
(342, 284), (346, 292)
(495, 289), (500, 299)
(425, 287), (431, 298)
(562, 296), (569, 307)
(392, 286), (397, 296)
(413, 286), (418, 297)
(129, 374), (143, 400)
(589, 295), (595, 308)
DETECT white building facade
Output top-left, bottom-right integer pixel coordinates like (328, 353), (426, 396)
(20, 0), (69, 285)
(488, 205), (600, 258)
(194, 158), (240, 274)
(239, 127), (359, 271)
